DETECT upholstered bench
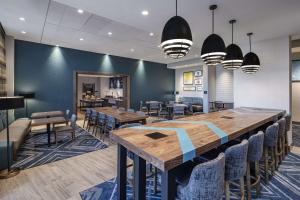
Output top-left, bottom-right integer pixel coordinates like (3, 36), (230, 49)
(0, 118), (31, 159)
(0, 141), (13, 170)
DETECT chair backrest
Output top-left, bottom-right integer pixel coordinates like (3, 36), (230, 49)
(85, 108), (92, 116)
(106, 115), (116, 130)
(65, 109), (70, 119)
(98, 112), (106, 123)
(181, 153), (225, 200)
(264, 123), (279, 147)
(90, 109), (98, 118)
(150, 102), (160, 110)
(173, 104), (185, 115)
(119, 123), (141, 129)
(136, 111), (146, 116)
(248, 131), (264, 162)
(127, 108), (135, 112)
(225, 139), (249, 181)
(284, 114), (291, 133)
(70, 114), (77, 129)
(277, 117), (286, 137)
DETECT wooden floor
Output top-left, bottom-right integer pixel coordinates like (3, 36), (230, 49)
(0, 120), (299, 200)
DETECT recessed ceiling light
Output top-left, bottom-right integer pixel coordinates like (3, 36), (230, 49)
(21, 31), (26, 34)
(130, 48), (135, 52)
(108, 32), (112, 36)
(78, 9), (84, 14)
(149, 32), (154, 36)
(19, 17), (25, 21)
(79, 38), (84, 41)
(141, 10), (149, 16)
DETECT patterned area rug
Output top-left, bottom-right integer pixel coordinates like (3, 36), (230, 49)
(292, 123), (300, 147)
(12, 126), (108, 170)
(80, 153), (300, 200)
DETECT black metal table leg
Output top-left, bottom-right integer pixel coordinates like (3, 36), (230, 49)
(117, 144), (127, 200)
(134, 154), (146, 200)
(161, 169), (176, 200)
(47, 123), (51, 146)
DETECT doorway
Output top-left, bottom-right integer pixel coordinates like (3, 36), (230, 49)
(73, 71), (130, 118)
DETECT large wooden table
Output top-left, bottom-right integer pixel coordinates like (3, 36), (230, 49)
(111, 107), (285, 200)
(95, 107), (148, 124)
(31, 117), (66, 146)
(31, 111), (64, 119)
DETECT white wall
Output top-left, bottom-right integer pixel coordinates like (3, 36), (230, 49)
(234, 36), (291, 112)
(5, 35), (14, 96)
(292, 82), (300, 122)
(216, 66), (234, 102)
(175, 65), (203, 99)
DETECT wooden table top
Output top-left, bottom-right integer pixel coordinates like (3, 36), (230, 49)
(111, 107), (285, 171)
(31, 117), (66, 126)
(80, 99), (104, 102)
(95, 107), (148, 123)
(31, 111), (64, 119)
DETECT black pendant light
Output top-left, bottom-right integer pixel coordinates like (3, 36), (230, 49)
(201, 5), (226, 66)
(161, 0), (193, 59)
(241, 33), (260, 74)
(222, 19), (243, 70)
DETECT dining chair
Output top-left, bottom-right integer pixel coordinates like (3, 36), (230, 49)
(127, 108), (135, 112)
(87, 109), (98, 134)
(83, 108), (92, 128)
(176, 153), (225, 200)
(173, 104), (185, 118)
(65, 109), (70, 123)
(139, 101), (148, 112)
(283, 113), (291, 156)
(246, 131), (264, 200)
(94, 112), (106, 138)
(104, 115), (116, 144)
(53, 114), (77, 145)
(263, 123), (279, 183)
(225, 139), (249, 200)
(275, 118), (286, 167)
(112, 105), (118, 109)
(149, 102), (160, 116)
(136, 111), (146, 116)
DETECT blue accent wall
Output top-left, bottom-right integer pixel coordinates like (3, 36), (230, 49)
(14, 40), (175, 117)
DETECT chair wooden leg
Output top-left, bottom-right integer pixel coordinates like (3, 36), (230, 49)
(264, 147), (269, 183)
(153, 167), (157, 194)
(240, 176), (245, 200)
(246, 162), (251, 200)
(225, 181), (230, 200)
(255, 161), (261, 197)
(282, 136), (286, 158)
(272, 147), (276, 175)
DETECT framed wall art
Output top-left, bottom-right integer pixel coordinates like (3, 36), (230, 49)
(183, 86), (196, 91)
(183, 71), (193, 85)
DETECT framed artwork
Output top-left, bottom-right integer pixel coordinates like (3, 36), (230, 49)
(82, 83), (95, 94)
(197, 85), (203, 91)
(183, 86), (196, 91)
(194, 77), (203, 85)
(292, 61), (300, 81)
(183, 71), (194, 85)
(194, 70), (202, 77)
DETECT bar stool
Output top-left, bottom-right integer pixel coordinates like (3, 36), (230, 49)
(176, 153), (225, 200)
(284, 114), (291, 156)
(263, 123), (279, 183)
(83, 108), (92, 128)
(225, 140), (249, 200)
(246, 131), (264, 200)
(275, 118), (286, 168)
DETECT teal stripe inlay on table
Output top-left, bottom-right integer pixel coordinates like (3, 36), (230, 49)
(167, 120), (229, 144)
(130, 126), (196, 162)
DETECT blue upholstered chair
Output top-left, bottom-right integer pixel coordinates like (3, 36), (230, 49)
(104, 115), (116, 144)
(65, 109), (70, 122)
(176, 153), (225, 200)
(246, 131), (264, 199)
(94, 112), (106, 137)
(173, 104), (185, 117)
(149, 102), (160, 116)
(283, 114), (291, 156)
(225, 139), (249, 200)
(83, 108), (92, 128)
(87, 109), (98, 133)
(263, 123), (279, 183)
(53, 114), (77, 145)
(276, 118), (286, 167)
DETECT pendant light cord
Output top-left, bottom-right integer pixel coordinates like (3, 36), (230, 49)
(175, 0), (178, 16)
(212, 9), (214, 33)
(249, 34), (252, 52)
(231, 22), (234, 44)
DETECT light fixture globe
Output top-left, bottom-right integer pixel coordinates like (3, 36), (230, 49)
(201, 33), (226, 65)
(241, 52), (260, 74)
(222, 44), (243, 69)
(161, 16), (193, 59)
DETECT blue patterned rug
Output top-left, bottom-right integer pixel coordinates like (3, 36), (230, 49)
(12, 126), (108, 170)
(292, 123), (300, 147)
(80, 153), (300, 200)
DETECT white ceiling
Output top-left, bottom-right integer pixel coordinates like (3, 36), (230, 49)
(1, 0), (300, 64)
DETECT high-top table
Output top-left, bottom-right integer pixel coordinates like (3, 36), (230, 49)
(111, 107), (285, 200)
(95, 107), (148, 125)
